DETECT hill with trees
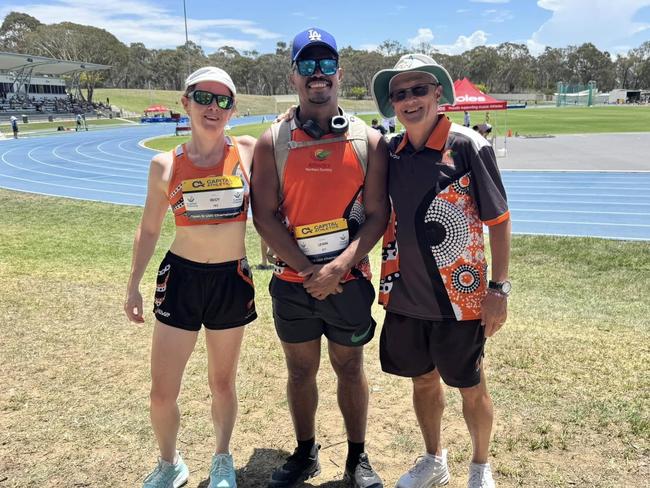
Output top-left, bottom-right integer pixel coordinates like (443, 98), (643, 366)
(1, 11), (649, 103)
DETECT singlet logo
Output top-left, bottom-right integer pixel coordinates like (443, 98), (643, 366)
(314, 149), (331, 160)
(308, 29), (322, 42)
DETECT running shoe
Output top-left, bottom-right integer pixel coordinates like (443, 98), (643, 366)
(467, 462), (495, 488)
(208, 453), (237, 488)
(344, 453), (383, 488)
(142, 453), (189, 488)
(395, 449), (450, 487)
(267, 444), (320, 487)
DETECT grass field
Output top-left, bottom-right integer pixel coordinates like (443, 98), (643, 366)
(0, 189), (648, 487)
(93, 88), (377, 118)
(141, 105), (650, 152)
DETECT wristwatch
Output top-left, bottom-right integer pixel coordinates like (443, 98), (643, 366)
(488, 280), (511, 296)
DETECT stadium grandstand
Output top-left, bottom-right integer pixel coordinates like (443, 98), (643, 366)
(0, 51), (111, 123)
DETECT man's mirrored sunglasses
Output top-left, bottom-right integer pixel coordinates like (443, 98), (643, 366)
(389, 83), (438, 102)
(188, 90), (234, 109)
(295, 58), (338, 77)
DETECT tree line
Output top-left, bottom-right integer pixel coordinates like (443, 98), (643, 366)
(1, 11), (649, 103)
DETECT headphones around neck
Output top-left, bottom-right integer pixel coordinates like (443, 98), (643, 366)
(295, 107), (349, 139)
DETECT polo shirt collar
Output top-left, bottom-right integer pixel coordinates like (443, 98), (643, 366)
(395, 115), (451, 154)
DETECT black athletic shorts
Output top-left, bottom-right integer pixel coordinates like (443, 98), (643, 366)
(380, 312), (485, 388)
(153, 251), (257, 331)
(270, 276), (376, 347)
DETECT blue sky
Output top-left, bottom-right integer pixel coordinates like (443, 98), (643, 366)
(2, 0), (650, 56)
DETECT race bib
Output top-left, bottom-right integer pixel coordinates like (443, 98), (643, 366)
(294, 218), (349, 263)
(182, 175), (244, 220)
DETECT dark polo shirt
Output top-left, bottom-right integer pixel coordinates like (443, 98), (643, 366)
(385, 115), (509, 321)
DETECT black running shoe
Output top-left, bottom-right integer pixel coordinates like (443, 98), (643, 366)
(344, 453), (383, 488)
(267, 444), (321, 488)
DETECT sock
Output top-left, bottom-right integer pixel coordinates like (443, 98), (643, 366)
(427, 452), (445, 462)
(346, 440), (365, 471)
(296, 437), (315, 458)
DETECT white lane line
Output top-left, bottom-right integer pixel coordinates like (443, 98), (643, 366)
(506, 184), (650, 191)
(507, 191), (650, 198)
(96, 138), (149, 162)
(73, 140), (147, 167)
(513, 219), (650, 228)
(504, 169), (650, 173)
(2, 147), (144, 187)
(0, 171), (142, 196)
(512, 208), (650, 216)
(0, 184), (142, 206)
(48, 142), (146, 173)
(24, 146), (144, 186)
(508, 198), (650, 207)
(119, 138), (157, 156)
(511, 230), (649, 241)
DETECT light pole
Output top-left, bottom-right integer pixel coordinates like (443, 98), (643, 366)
(183, 0), (191, 76)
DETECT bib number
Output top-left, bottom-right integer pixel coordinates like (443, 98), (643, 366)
(182, 175), (244, 220)
(294, 218), (349, 263)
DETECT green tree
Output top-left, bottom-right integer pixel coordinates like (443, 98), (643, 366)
(25, 22), (127, 101)
(566, 43), (615, 90)
(348, 86), (367, 100)
(0, 11), (42, 52)
(495, 42), (534, 92)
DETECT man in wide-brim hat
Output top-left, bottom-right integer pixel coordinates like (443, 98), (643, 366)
(371, 53), (512, 488)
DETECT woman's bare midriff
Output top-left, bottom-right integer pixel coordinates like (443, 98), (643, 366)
(169, 221), (247, 263)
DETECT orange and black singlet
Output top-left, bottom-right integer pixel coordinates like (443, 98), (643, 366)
(167, 137), (251, 226)
(274, 128), (371, 283)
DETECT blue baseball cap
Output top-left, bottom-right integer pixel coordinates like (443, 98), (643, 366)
(291, 27), (338, 61)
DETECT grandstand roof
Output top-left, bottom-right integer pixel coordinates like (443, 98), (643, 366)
(0, 51), (110, 75)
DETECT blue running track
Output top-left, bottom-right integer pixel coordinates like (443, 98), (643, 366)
(0, 123), (648, 240)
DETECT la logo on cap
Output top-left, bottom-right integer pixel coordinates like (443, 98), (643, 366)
(308, 29), (322, 42)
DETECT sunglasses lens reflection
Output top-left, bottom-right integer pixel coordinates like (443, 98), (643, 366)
(296, 59), (337, 76)
(191, 90), (233, 109)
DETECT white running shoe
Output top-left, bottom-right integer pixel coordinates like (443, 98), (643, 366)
(395, 448), (450, 488)
(467, 462), (495, 488)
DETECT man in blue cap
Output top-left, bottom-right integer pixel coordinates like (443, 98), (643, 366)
(253, 27), (388, 488)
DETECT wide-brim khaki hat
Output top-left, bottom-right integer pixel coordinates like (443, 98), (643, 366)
(371, 53), (456, 118)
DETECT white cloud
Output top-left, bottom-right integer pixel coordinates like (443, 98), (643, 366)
(0, 0), (282, 52)
(482, 8), (514, 22)
(408, 28), (435, 46)
(434, 31), (489, 55)
(531, 0), (650, 54)
(359, 43), (379, 52)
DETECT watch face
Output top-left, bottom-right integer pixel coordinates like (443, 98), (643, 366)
(501, 281), (512, 294)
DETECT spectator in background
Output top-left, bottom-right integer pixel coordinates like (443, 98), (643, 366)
(464, 111), (471, 127)
(387, 115), (397, 133)
(10, 115), (18, 139)
(473, 123), (492, 140)
(371, 118), (387, 135)
(257, 239), (274, 270)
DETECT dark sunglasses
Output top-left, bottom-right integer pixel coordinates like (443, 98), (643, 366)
(389, 83), (438, 102)
(294, 58), (338, 77)
(188, 90), (234, 109)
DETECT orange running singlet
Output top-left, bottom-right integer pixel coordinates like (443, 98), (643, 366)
(167, 137), (250, 226)
(274, 128), (371, 283)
